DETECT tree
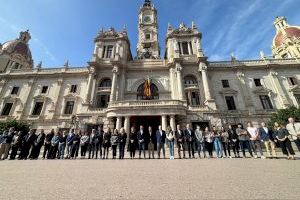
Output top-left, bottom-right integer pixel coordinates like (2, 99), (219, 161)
(268, 106), (300, 127)
(0, 120), (30, 133)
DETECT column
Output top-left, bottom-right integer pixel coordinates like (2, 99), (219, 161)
(110, 65), (119, 102)
(116, 116), (122, 130)
(162, 115), (167, 131)
(124, 116), (130, 134)
(269, 70), (290, 108)
(175, 63), (184, 100)
(236, 71), (255, 114)
(85, 66), (95, 104)
(199, 62), (212, 101)
(169, 68), (175, 99)
(170, 115), (176, 131)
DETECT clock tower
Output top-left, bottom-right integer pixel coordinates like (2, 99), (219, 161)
(137, 0), (160, 59)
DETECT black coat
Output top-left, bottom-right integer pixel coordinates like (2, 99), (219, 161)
(156, 130), (166, 144)
(147, 130), (156, 144)
(175, 130), (184, 143)
(184, 129), (195, 142)
(137, 130), (146, 144)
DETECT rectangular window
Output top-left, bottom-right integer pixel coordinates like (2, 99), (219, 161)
(32, 102), (44, 116)
(178, 42), (182, 54)
(145, 34), (151, 40)
(102, 46), (106, 58)
(11, 87), (19, 95)
(259, 95), (273, 110)
(225, 96), (236, 110)
(182, 42), (189, 55)
(189, 42), (193, 55)
(191, 92), (200, 106)
(96, 95), (110, 108)
(288, 77), (297, 86)
(1, 103), (13, 116)
(64, 101), (75, 115)
(254, 79), (262, 87)
(70, 85), (77, 93)
(294, 94), (300, 105)
(222, 80), (230, 88)
(41, 86), (48, 94)
(106, 46), (113, 58)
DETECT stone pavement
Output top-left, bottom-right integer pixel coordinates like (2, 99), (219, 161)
(0, 157), (300, 200)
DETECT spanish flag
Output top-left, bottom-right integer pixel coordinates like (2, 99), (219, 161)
(144, 77), (151, 98)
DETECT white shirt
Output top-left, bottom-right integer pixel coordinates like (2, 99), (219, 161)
(263, 127), (268, 134)
(286, 122), (300, 140)
(247, 127), (257, 139)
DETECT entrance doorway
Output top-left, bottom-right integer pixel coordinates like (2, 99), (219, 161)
(130, 116), (161, 132)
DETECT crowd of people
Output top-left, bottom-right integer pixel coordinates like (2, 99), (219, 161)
(0, 117), (299, 161)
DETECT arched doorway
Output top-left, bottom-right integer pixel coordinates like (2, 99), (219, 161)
(137, 82), (159, 100)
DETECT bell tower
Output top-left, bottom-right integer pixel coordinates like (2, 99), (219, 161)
(136, 0), (160, 59)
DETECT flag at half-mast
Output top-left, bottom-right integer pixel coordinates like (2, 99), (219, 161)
(143, 77), (151, 98)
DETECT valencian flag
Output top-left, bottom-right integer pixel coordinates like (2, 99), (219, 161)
(143, 77), (151, 98)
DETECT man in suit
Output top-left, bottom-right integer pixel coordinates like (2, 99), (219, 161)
(89, 129), (98, 159)
(19, 129), (36, 160)
(66, 129), (75, 159)
(43, 129), (54, 159)
(258, 122), (277, 158)
(147, 126), (156, 159)
(0, 127), (14, 160)
(137, 125), (146, 159)
(286, 117), (300, 152)
(156, 125), (166, 159)
(184, 123), (195, 158)
(175, 124), (185, 159)
(97, 126), (104, 159)
(29, 129), (45, 159)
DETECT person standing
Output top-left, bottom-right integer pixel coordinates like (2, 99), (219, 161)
(43, 129), (54, 159)
(137, 125), (146, 159)
(175, 124), (185, 159)
(274, 122), (295, 160)
(213, 126), (223, 158)
(166, 126), (175, 160)
(227, 125), (240, 158)
(80, 132), (89, 159)
(221, 126), (231, 158)
(89, 129), (98, 159)
(97, 126), (104, 159)
(258, 122), (277, 159)
(111, 129), (119, 159)
(147, 126), (156, 159)
(156, 125), (166, 159)
(129, 127), (137, 159)
(65, 129), (75, 159)
(184, 124), (195, 159)
(57, 131), (67, 159)
(118, 127), (127, 159)
(286, 117), (300, 152)
(195, 125), (205, 158)
(204, 127), (214, 158)
(30, 129), (45, 159)
(103, 128), (112, 159)
(70, 130), (80, 159)
(19, 129), (36, 160)
(0, 127), (14, 160)
(9, 131), (22, 160)
(48, 131), (60, 159)
(247, 122), (264, 159)
(236, 124), (253, 158)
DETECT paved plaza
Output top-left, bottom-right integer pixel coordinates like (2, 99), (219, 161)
(0, 156), (300, 200)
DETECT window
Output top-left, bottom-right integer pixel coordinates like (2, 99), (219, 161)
(178, 42), (182, 54)
(184, 75), (197, 86)
(222, 80), (230, 88)
(64, 101), (75, 115)
(106, 46), (113, 58)
(70, 85), (77, 93)
(288, 77), (297, 86)
(99, 79), (112, 88)
(11, 87), (19, 95)
(225, 96), (236, 110)
(145, 34), (151, 40)
(102, 46), (106, 58)
(191, 92), (200, 106)
(41, 86), (48, 94)
(32, 102), (44, 116)
(259, 95), (273, 110)
(96, 95), (110, 108)
(182, 42), (189, 55)
(254, 79), (262, 87)
(282, 53), (289, 58)
(13, 63), (20, 69)
(1, 103), (13, 116)
(294, 94), (300, 105)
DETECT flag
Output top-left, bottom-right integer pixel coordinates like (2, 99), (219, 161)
(143, 77), (151, 98)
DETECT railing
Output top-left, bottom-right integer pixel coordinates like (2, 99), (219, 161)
(108, 100), (187, 108)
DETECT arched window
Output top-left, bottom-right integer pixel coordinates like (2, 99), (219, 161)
(137, 83), (159, 100)
(184, 75), (197, 86)
(99, 78), (112, 88)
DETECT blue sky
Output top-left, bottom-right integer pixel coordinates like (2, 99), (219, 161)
(0, 0), (299, 67)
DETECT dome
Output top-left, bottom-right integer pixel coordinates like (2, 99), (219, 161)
(1, 39), (32, 61)
(273, 26), (300, 47)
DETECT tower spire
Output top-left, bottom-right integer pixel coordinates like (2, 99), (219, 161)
(143, 0), (151, 7)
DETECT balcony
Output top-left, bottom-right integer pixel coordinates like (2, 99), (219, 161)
(97, 87), (111, 93)
(108, 100), (187, 108)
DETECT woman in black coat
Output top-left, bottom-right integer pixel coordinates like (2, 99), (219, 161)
(128, 127), (137, 159)
(103, 128), (112, 159)
(29, 130), (46, 159)
(118, 128), (127, 159)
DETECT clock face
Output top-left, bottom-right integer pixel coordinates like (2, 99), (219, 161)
(143, 15), (151, 23)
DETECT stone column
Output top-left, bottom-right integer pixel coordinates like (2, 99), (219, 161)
(199, 62), (212, 100)
(162, 115), (167, 131)
(269, 70), (290, 108)
(124, 116), (130, 134)
(175, 63), (184, 100)
(169, 68), (175, 99)
(110, 65), (119, 102)
(236, 71), (255, 114)
(116, 116), (122, 130)
(170, 115), (176, 131)
(85, 66), (95, 104)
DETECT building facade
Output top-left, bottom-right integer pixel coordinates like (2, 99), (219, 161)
(0, 0), (300, 133)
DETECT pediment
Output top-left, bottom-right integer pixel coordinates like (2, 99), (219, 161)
(64, 93), (79, 99)
(33, 94), (51, 101)
(3, 94), (20, 101)
(252, 87), (272, 95)
(219, 88), (238, 95)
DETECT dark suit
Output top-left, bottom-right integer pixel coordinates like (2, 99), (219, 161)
(43, 132), (54, 159)
(129, 132), (137, 158)
(118, 133), (127, 159)
(175, 129), (185, 158)
(147, 130), (156, 159)
(30, 133), (45, 159)
(97, 130), (104, 158)
(20, 132), (36, 160)
(184, 128), (195, 158)
(88, 133), (99, 159)
(137, 130), (146, 158)
(156, 130), (166, 158)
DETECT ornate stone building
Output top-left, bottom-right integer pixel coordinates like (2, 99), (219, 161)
(0, 0), (300, 133)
